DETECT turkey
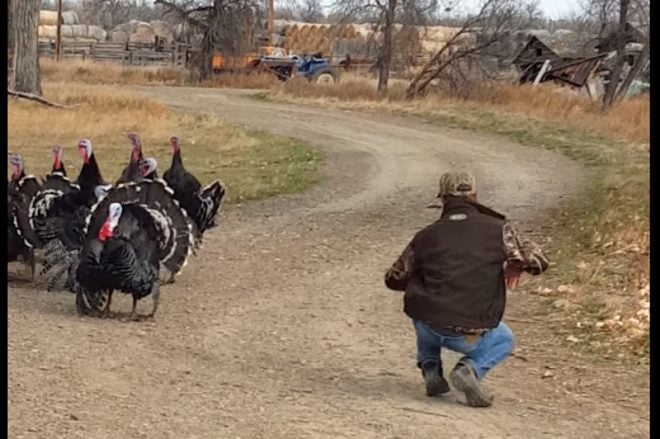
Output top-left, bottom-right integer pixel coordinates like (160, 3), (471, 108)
(34, 140), (110, 290)
(116, 133), (145, 184)
(140, 157), (158, 180)
(76, 139), (108, 191)
(8, 153), (40, 199)
(51, 145), (66, 176)
(7, 154), (41, 279)
(163, 136), (226, 239)
(74, 180), (194, 319)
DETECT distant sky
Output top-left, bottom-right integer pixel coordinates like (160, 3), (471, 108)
(139, 0), (582, 20)
(314, 0), (581, 19)
(434, 0), (581, 18)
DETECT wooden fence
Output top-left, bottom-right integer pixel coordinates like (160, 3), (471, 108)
(38, 40), (190, 68)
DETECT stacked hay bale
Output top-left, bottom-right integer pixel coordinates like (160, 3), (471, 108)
(37, 10), (107, 42)
(276, 20), (376, 58)
(111, 20), (175, 45)
(274, 20), (462, 63)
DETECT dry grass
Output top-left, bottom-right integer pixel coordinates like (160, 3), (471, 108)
(40, 58), (190, 86)
(8, 83), (321, 203)
(275, 75), (650, 145)
(200, 72), (283, 90)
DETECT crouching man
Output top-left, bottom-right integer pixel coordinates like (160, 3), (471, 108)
(385, 171), (549, 407)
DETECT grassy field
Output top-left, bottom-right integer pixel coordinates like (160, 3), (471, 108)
(8, 83), (322, 204)
(37, 59), (649, 357)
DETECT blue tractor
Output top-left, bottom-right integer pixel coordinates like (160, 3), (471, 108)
(251, 51), (341, 84)
(291, 53), (341, 84)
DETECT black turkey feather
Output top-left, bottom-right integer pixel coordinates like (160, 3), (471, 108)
(72, 180), (194, 318)
(36, 140), (110, 291)
(8, 154), (41, 279)
(163, 136), (202, 197)
(162, 136), (226, 239)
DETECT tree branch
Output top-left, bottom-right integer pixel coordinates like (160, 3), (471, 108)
(8, 90), (73, 108)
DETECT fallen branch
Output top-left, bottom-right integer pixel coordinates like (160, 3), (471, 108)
(7, 90), (73, 109)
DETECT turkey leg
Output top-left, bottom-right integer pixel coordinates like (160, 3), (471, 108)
(28, 249), (35, 282)
(102, 291), (114, 318)
(147, 284), (160, 319)
(129, 296), (139, 321)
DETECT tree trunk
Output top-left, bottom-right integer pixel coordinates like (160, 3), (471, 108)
(8, 0), (14, 54)
(11, 0), (42, 95)
(377, 0), (397, 96)
(615, 38), (649, 101)
(199, 30), (214, 81)
(198, 0), (223, 81)
(602, 0), (630, 109)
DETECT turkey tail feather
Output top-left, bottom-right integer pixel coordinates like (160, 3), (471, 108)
(84, 179), (194, 283)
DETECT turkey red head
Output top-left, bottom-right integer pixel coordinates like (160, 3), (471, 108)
(52, 145), (63, 171)
(8, 153), (24, 181)
(77, 139), (93, 165)
(170, 136), (180, 154)
(140, 157), (157, 177)
(128, 133), (142, 162)
(98, 202), (123, 243)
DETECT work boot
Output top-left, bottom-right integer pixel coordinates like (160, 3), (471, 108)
(420, 360), (450, 397)
(449, 362), (493, 408)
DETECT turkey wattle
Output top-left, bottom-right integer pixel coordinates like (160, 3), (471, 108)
(51, 145), (66, 176)
(74, 180), (194, 318)
(162, 136), (226, 237)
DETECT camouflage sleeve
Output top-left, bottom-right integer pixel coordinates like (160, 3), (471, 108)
(502, 222), (549, 275)
(384, 241), (415, 291)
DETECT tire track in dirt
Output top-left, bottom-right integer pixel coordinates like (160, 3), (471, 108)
(8, 87), (648, 439)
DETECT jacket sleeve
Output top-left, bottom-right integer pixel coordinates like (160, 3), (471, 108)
(384, 240), (415, 291)
(502, 222), (549, 275)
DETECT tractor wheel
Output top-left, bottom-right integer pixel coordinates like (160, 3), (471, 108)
(314, 71), (336, 85)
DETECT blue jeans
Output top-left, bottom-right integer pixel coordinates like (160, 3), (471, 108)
(413, 320), (515, 380)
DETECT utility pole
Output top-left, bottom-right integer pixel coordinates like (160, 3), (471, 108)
(55, 0), (63, 60)
(266, 0), (274, 46)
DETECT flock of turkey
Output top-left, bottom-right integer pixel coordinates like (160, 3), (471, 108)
(8, 134), (226, 321)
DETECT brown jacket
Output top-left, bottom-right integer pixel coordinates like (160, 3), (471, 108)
(385, 199), (548, 334)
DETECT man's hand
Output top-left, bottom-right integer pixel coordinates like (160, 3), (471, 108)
(504, 260), (524, 289)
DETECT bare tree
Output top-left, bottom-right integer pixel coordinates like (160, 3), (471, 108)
(601, 0), (629, 108)
(11, 0), (42, 95)
(405, 0), (525, 98)
(75, 0), (159, 29)
(331, 0), (442, 95)
(156, 0), (261, 80)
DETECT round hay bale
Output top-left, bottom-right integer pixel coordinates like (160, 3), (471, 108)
(61, 11), (79, 25)
(39, 10), (58, 26)
(70, 24), (88, 39)
(133, 22), (156, 41)
(150, 20), (174, 42)
(59, 24), (74, 38)
(38, 25), (58, 39)
(111, 30), (129, 43)
(86, 25), (107, 41)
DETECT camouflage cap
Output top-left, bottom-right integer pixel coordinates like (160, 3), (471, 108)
(427, 171), (476, 208)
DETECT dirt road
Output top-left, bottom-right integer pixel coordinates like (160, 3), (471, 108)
(9, 88), (649, 438)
